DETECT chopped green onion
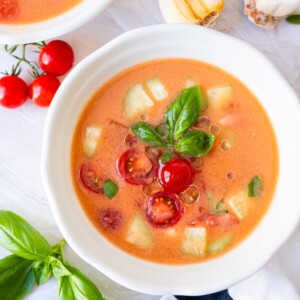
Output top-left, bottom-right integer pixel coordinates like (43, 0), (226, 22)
(248, 176), (263, 197)
(213, 201), (229, 215)
(103, 179), (119, 199)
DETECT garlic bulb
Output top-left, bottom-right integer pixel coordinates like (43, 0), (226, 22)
(244, 0), (300, 28)
(159, 0), (224, 27)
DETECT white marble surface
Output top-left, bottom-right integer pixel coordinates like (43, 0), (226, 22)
(0, 0), (299, 299)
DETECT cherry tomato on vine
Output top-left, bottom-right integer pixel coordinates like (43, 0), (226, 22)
(158, 158), (194, 194)
(39, 40), (74, 76)
(0, 76), (28, 109)
(79, 162), (104, 194)
(117, 148), (158, 185)
(146, 191), (184, 228)
(29, 75), (60, 107)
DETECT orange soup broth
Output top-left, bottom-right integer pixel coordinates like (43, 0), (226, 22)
(0, 0), (82, 24)
(71, 59), (278, 264)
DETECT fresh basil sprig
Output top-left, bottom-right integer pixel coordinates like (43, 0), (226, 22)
(0, 211), (52, 260)
(174, 130), (215, 157)
(131, 122), (165, 147)
(165, 86), (202, 140)
(131, 86), (215, 159)
(0, 211), (105, 300)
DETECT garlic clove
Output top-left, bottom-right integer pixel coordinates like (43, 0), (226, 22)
(244, 0), (300, 28)
(159, 0), (224, 27)
(256, 0), (300, 17)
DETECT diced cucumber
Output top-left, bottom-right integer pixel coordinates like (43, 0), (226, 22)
(146, 78), (169, 101)
(208, 234), (233, 255)
(185, 77), (197, 88)
(227, 191), (248, 219)
(126, 215), (153, 249)
(182, 227), (206, 257)
(206, 85), (233, 110)
(82, 126), (102, 157)
(124, 83), (154, 118)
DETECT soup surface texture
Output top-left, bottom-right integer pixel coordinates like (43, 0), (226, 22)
(71, 59), (278, 264)
(0, 0), (82, 24)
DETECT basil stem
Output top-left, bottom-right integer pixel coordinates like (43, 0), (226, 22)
(131, 122), (165, 147)
(32, 260), (52, 285)
(286, 15), (300, 24)
(248, 176), (263, 197)
(0, 254), (35, 300)
(58, 264), (105, 300)
(0, 211), (52, 261)
(175, 130), (215, 157)
(165, 86), (202, 140)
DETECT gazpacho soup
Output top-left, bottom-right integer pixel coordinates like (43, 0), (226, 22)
(0, 0), (82, 24)
(71, 59), (278, 264)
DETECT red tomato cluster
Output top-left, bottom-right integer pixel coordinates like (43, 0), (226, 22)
(0, 40), (74, 109)
(116, 147), (195, 228)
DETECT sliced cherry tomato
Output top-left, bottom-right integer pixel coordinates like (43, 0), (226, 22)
(79, 162), (103, 193)
(158, 158), (194, 193)
(0, 0), (17, 19)
(117, 148), (158, 185)
(29, 75), (60, 107)
(146, 191), (184, 228)
(0, 76), (28, 109)
(39, 40), (74, 76)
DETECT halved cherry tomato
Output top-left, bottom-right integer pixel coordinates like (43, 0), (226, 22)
(0, 76), (28, 109)
(39, 40), (74, 76)
(0, 0), (17, 19)
(99, 207), (122, 230)
(29, 75), (60, 107)
(146, 191), (184, 228)
(79, 162), (103, 193)
(117, 148), (158, 185)
(158, 158), (194, 193)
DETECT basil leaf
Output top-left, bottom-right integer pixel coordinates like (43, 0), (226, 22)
(32, 260), (52, 285)
(58, 264), (105, 300)
(131, 122), (165, 147)
(165, 86), (202, 140)
(0, 254), (35, 300)
(286, 15), (300, 24)
(48, 256), (71, 278)
(102, 179), (119, 199)
(248, 176), (263, 197)
(0, 210), (52, 260)
(175, 130), (215, 157)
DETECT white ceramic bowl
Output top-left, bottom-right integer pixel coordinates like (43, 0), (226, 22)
(42, 24), (300, 296)
(0, 0), (111, 44)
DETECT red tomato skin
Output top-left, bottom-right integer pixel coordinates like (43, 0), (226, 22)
(29, 75), (60, 107)
(146, 192), (184, 228)
(0, 76), (28, 109)
(117, 148), (158, 185)
(158, 158), (194, 194)
(79, 162), (103, 194)
(39, 40), (74, 76)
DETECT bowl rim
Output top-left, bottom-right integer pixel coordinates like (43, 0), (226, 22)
(42, 24), (300, 295)
(0, 0), (112, 44)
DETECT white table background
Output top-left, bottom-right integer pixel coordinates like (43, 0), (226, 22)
(0, 1), (299, 299)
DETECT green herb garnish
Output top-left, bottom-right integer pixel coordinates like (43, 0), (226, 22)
(286, 15), (300, 24)
(248, 176), (263, 197)
(103, 179), (119, 199)
(213, 201), (229, 215)
(0, 210), (105, 300)
(161, 152), (173, 164)
(131, 86), (215, 159)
